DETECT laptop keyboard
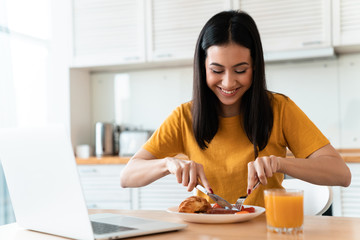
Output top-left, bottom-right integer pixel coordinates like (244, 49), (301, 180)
(91, 221), (137, 235)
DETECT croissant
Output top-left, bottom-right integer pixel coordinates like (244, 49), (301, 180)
(178, 196), (211, 213)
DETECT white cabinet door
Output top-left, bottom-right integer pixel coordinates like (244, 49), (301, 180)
(332, 0), (360, 47)
(77, 164), (132, 209)
(77, 164), (193, 210)
(332, 163), (360, 217)
(235, 0), (332, 59)
(136, 174), (194, 210)
(146, 0), (231, 61)
(72, 0), (146, 67)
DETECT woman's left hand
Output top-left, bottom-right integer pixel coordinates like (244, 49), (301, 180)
(247, 155), (281, 194)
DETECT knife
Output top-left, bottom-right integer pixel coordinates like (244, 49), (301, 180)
(195, 185), (236, 210)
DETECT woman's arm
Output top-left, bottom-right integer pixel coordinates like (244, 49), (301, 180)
(247, 144), (351, 192)
(279, 144), (351, 186)
(120, 148), (212, 192)
(120, 148), (169, 188)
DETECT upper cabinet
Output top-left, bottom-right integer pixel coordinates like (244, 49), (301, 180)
(72, 0), (146, 67)
(71, 0), (360, 69)
(332, 0), (360, 49)
(146, 0), (231, 62)
(235, 0), (333, 61)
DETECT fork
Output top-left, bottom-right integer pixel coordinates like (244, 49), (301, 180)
(235, 180), (261, 210)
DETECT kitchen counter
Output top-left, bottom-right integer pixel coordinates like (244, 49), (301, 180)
(76, 149), (360, 164)
(76, 156), (130, 164)
(337, 149), (360, 163)
(1, 209), (360, 239)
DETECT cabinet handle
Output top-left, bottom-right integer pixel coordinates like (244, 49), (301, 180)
(156, 53), (172, 58)
(302, 41), (322, 46)
(80, 169), (98, 173)
(124, 56), (140, 61)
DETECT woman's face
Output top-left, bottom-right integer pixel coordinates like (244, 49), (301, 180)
(205, 43), (253, 117)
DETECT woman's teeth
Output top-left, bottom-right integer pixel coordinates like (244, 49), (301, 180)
(221, 88), (237, 94)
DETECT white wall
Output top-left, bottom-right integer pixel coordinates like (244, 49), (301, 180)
(266, 58), (340, 146)
(91, 67), (192, 130)
(87, 53), (360, 150)
(338, 54), (360, 148)
(82, 67), (193, 148)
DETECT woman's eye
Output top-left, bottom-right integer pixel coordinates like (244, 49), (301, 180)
(211, 69), (223, 74)
(235, 70), (246, 74)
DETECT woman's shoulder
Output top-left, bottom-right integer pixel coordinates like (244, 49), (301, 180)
(270, 92), (292, 107)
(170, 101), (193, 119)
(270, 92), (288, 101)
(270, 92), (304, 117)
(174, 101), (192, 113)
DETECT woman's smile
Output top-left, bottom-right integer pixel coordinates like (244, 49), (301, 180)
(217, 86), (241, 96)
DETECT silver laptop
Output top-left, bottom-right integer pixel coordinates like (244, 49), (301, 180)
(0, 125), (186, 239)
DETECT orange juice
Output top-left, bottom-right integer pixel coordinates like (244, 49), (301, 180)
(264, 189), (304, 233)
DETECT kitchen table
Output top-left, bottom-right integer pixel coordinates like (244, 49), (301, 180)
(0, 209), (360, 239)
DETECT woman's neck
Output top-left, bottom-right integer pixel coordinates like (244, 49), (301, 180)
(220, 102), (241, 117)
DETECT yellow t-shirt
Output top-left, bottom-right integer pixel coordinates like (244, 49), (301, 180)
(143, 93), (329, 207)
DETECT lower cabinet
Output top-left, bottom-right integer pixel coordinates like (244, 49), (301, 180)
(77, 164), (132, 209)
(135, 174), (194, 210)
(77, 164), (193, 210)
(332, 163), (360, 217)
(78, 163), (360, 216)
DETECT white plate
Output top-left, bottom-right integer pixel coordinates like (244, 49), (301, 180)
(166, 205), (265, 224)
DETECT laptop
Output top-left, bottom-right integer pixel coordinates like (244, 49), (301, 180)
(0, 125), (187, 239)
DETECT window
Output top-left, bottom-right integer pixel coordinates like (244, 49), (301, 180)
(0, 0), (52, 225)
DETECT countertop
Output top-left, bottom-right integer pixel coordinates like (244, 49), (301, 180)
(1, 209), (360, 239)
(76, 156), (130, 164)
(76, 149), (360, 164)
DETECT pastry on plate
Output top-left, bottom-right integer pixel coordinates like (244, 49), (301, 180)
(178, 196), (211, 213)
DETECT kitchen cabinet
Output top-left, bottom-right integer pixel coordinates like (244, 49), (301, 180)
(332, 163), (360, 217)
(78, 159), (360, 216)
(70, 0), (360, 69)
(332, 0), (360, 50)
(77, 164), (193, 210)
(136, 174), (194, 210)
(234, 0), (333, 61)
(72, 0), (146, 67)
(77, 165), (132, 209)
(146, 0), (231, 62)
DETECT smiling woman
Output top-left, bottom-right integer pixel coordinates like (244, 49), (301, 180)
(120, 10), (352, 208)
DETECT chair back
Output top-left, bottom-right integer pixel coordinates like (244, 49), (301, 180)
(282, 178), (333, 216)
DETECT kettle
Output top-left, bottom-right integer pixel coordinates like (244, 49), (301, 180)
(95, 122), (117, 157)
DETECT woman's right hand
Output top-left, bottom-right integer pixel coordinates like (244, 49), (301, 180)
(165, 157), (212, 193)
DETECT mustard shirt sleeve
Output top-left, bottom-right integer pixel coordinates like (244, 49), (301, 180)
(143, 105), (185, 159)
(281, 97), (330, 158)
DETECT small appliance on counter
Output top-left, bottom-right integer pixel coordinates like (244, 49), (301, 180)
(119, 130), (151, 157)
(95, 122), (117, 157)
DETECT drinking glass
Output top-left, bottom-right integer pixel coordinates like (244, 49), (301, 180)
(264, 189), (304, 234)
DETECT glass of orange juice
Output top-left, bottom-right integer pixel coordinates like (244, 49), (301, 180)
(264, 189), (304, 234)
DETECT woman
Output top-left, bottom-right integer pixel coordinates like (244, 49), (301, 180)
(120, 10), (351, 207)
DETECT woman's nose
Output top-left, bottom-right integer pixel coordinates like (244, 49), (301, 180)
(222, 72), (237, 89)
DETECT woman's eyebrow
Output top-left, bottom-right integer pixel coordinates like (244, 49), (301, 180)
(233, 62), (249, 67)
(209, 62), (249, 67)
(209, 62), (224, 67)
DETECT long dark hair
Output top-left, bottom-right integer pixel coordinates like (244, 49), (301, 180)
(192, 10), (273, 158)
